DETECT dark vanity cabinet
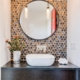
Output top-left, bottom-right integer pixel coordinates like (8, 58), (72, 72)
(1, 61), (80, 80)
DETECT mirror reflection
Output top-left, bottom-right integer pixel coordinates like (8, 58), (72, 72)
(20, 1), (57, 39)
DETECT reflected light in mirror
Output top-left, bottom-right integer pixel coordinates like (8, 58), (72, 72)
(47, 3), (50, 19)
(25, 6), (28, 18)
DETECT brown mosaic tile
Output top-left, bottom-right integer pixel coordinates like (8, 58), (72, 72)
(11, 0), (67, 61)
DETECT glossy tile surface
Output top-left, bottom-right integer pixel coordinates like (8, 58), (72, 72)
(11, 0), (67, 61)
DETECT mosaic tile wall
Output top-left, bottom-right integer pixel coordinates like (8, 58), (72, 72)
(11, 0), (67, 61)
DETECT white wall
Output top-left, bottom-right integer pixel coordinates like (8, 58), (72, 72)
(0, 0), (11, 80)
(67, 0), (80, 67)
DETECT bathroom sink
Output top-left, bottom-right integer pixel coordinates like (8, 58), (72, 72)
(26, 54), (55, 66)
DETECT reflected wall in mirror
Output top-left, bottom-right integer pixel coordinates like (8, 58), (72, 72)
(20, 1), (57, 39)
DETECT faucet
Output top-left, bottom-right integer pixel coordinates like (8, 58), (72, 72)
(36, 45), (47, 53)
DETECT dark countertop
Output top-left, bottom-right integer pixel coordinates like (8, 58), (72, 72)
(1, 61), (80, 70)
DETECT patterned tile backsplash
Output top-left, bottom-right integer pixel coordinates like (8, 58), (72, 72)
(11, 0), (67, 61)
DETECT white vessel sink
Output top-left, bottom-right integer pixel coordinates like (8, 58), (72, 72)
(26, 54), (55, 66)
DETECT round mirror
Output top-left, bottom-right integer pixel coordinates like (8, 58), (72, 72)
(20, 1), (57, 40)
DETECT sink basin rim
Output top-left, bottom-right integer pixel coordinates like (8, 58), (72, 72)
(26, 54), (55, 66)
